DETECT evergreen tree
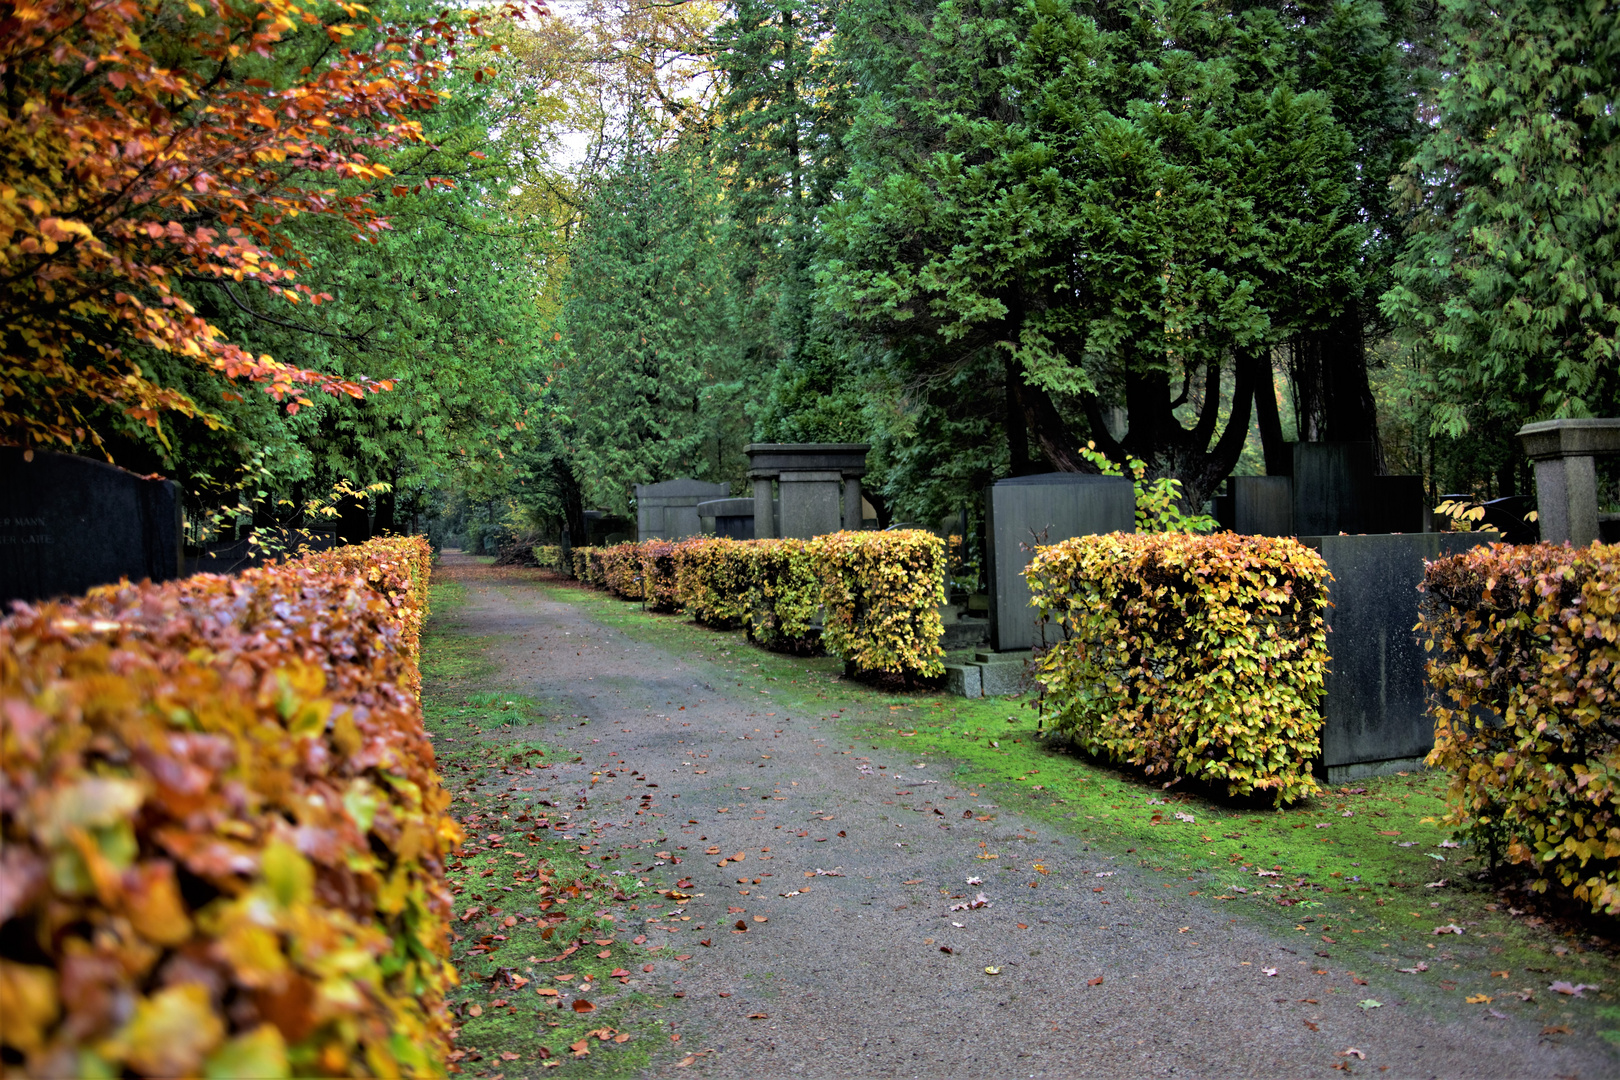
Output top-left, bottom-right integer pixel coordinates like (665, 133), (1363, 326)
(1382, 0), (1620, 432)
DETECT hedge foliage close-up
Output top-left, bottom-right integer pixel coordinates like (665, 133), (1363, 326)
(561, 531), (945, 678)
(1027, 533), (1330, 804)
(0, 536), (459, 1078)
(1421, 542), (1620, 915)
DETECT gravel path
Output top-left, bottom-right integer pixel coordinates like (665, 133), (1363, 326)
(438, 553), (1612, 1079)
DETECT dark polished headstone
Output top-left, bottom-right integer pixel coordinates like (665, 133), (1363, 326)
(1368, 475), (1428, 534)
(695, 497), (755, 540)
(1293, 442), (1375, 535)
(1298, 532), (1497, 779)
(984, 472), (1135, 652)
(1, 448), (182, 607)
(1215, 475), (1294, 536)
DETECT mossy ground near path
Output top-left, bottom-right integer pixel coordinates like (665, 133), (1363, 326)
(426, 552), (1619, 1079)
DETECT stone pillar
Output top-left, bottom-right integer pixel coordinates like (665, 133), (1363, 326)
(753, 481), (775, 539)
(843, 477), (862, 531)
(1518, 419), (1620, 547)
(1533, 455), (1598, 546)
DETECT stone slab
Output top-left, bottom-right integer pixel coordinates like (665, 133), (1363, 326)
(1518, 418), (1620, 460)
(984, 473), (1135, 651)
(1298, 532), (1497, 770)
(1292, 442), (1375, 536)
(744, 443), (870, 477)
(1, 447), (182, 607)
(945, 663), (982, 699)
(1325, 757), (1430, 784)
(635, 478), (730, 541)
(979, 660), (1033, 697)
(1229, 475), (1293, 536)
(778, 479), (842, 540)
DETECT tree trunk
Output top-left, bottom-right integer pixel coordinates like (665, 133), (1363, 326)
(1288, 301), (1384, 470)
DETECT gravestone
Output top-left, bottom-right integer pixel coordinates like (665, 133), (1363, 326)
(983, 473), (1135, 652)
(1298, 532), (1496, 780)
(1292, 442), (1375, 535)
(745, 444), (869, 539)
(696, 498), (756, 540)
(635, 478), (731, 542)
(1214, 476), (1294, 535)
(1, 447), (182, 607)
(1518, 418), (1620, 546)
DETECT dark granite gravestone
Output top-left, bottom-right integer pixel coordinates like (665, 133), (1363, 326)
(696, 497), (755, 540)
(636, 478), (731, 541)
(1367, 476), (1428, 533)
(1292, 442), (1375, 535)
(745, 443), (869, 539)
(1, 447), (182, 607)
(1214, 476), (1294, 535)
(1298, 532), (1497, 780)
(983, 473), (1135, 652)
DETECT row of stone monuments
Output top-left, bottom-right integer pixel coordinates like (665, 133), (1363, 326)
(632, 444), (871, 543)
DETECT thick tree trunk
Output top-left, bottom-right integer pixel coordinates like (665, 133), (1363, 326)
(1005, 361), (1032, 476)
(1288, 301), (1384, 471)
(1254, 351), (1292, 476)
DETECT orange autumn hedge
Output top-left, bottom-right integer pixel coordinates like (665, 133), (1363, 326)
(1421, 542), (1620, 915)
(0, 535), (461, 1078)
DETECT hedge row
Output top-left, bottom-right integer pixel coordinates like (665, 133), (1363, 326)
(0, 536), (459, 1077)
(532, 545), (566, 573)
(1421, 542), (1620, 914)
(1026, 533), (1330, 804)
(565, 532), (946, 677)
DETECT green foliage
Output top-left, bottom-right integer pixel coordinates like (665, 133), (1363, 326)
(1077, 443), (1218, 535)
(1420, 542), (1620, 915)
(550, 138), (760, 513)
(1028, 533), (1329, 804)
(0, 537), (456, 1077)
(1383, 0), (1620, 430)
(742, 539), (823, 651)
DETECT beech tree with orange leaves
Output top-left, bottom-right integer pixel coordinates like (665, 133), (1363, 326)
(0, 0), (520, 453)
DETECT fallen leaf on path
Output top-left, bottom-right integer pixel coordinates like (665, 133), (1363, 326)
(903, 879), (924, 885)
(500, 1051), (521, 1061)
(1466, 994), (1493, 1004)
(1088, 976), (1104, 986)
(615, 1033), (631, 1043)
(675, 953), (692, 960)
(1432, 924), (1464, 935)
(748, 1013), (768, 1019)
(728, 906), (745, 914)
(1357, 999), (1381, 1011)
(1542, 1025), (1573, 1035)
(1303, 1020), (1318, 1031)
(1550, 981), (1600, 997)
(570, 1040), (590, 1057)
(573, 1000), (594, 1013)
(467, 1004), (483, 1017)
(1339, 1049), (1365, 1060)
(537, 988), (559, 997)
(1396, 962), (1428, 974)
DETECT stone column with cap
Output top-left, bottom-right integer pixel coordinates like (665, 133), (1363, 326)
(1518, 418), (1620, 546)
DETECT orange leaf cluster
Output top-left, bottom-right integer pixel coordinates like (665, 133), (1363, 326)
(1421, 542), (1620, 914)
(0, 0), (525, 449)
(0, 535), (461, 1077)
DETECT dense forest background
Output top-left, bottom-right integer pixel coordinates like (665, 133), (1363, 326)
(9, 0), (1616, 556)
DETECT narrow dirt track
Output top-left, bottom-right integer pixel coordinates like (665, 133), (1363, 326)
(435, 553), (1614, 1079)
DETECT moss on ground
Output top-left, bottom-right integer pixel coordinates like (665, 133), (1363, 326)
(522, 571), (1620, 1043)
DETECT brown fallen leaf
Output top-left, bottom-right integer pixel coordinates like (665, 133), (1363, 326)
(1088, 976), (1104, 986)
(748, 1013), (768, 1019)
(537, 988), (559, 997)
(1541, 1025), (1572, 1036)
(570, 1040), (590, 1058)
(728, 906), (746, 914)
(633, 935), (648, 945)
(467, 1003), (484, 1017)
(675, 1055), (697, 1068)
(611, 968), (630, 978)
(597, 950), (612, 959)
(503, 916), (518, 928)
(903, 879), (924, 885)
(734, 920), (748, 931)
(573, 1000), (595, 1013)
(675, 954), (692, 960)
(614, 1033), (631, 1044)
(500, 1051), (521, 1061)
(1303, 1020), (1319, 1031)
(754, 915), (768, 923)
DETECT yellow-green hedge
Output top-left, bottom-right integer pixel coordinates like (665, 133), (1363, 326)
(814, 530), (946, 678)
(566, 535), (945, 677)
(0, 536), (460, 1078)
(743, 539), (822, 653)
(1421, 542), (1620, 914)
(1027, 533), (1329, 803)
(531, 545), (566, 572)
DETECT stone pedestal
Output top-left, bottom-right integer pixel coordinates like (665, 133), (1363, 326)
(983, 473), (1135, 652)
(745, 443), (870, 540)
(1, 447), (182, 607)
(1519, 419), (1620, 546)
(635, 478), (731, 541)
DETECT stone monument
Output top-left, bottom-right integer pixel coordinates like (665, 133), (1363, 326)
(982, 473), (1135, 652)
(1, 447), (182, 607)
(635, 478), (730, 542)
(696, 497), (757, 540)
(1299, 532), (1496, 780)
(744, 444), (869, 540)
(1518, 418), (1620, 546)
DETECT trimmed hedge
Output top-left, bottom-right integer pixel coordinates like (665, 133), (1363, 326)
(1027, 533), (1329, 804)
(531, 545), (566, 573)
(816, 530), (946, 678)
(1421, 542), (1620, 914)
(743, 540), (822, 653)
(0, 536), (460, 1077)
(565, 534), (945, 678)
